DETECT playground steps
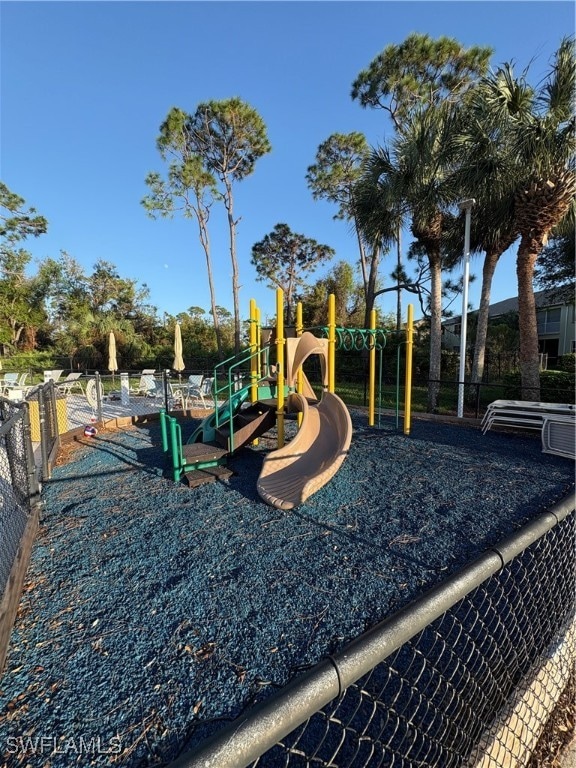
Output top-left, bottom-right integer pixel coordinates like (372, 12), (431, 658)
(181, 441), (229, 465)
(215, 402), (276, 453)
(180, 442), (229, 486)
(185, 464), (234, 489)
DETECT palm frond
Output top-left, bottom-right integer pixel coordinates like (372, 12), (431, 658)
(538, 36), (575, 122)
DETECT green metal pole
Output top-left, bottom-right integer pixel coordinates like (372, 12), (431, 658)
(160, 409), (168, 453)
(169, 417), (181, 482)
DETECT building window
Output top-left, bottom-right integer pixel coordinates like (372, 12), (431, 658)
(537, 307), (561, 335)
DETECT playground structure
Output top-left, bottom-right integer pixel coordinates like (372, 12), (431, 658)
(160, 290), (414, 509)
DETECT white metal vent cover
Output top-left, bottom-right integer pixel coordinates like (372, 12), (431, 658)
(542, 415), (576, 459)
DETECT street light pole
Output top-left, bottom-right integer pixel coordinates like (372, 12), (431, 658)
(457, 199), (475, 418)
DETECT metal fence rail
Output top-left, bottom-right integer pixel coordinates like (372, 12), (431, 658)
(172, 495), (575, 768)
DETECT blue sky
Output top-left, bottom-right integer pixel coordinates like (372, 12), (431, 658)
(1, 1), (574, 326)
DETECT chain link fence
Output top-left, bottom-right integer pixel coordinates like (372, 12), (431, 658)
(172, 497), (575, 768)
(0, 396), (40, 672)
(52, 370), (198, 434)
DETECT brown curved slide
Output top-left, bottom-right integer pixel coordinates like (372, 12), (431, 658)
(257, 390), (353, 510)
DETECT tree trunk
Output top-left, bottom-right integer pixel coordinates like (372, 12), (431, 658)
(224, 179), (241, 354)
(354, 215), (368, 296)
(197, 211), (223, 359)
(396, 226), (402, 332)
(23, 326), (37, 351)
(512, 170), (575, 400)
(11, 320), (24, 347)
(427, 250), (443, 412)
(363, 246), (380, 330)
(516, 236), (541, 401)
(471, 250), (500, 385)
(285, 283), (293, 327)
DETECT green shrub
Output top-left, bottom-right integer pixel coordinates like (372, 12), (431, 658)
(557, 353), (576, 373)
(1, 351), (58, 376)
(541, 370), (576, 402)
(441, 350), (460, 378)
(503, 370), (575, 403)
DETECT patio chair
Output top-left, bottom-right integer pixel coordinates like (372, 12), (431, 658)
(184, 374), (203, 406)
(153, 379), (187, 411)
(57, 372), (85, 396)
(187, 376), (214, 409)
(1, 372), (19, 395)
(131, 369), (157, 397)
(188, 373), (204, 388)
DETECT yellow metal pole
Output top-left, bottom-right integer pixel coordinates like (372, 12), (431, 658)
(276, 288), (285, 448)
(249, 298), (258, 404)
(296, 301), (303, 426)
(368, 309), (376, 427)
(404, 304), (414, 435)
(256, 306), (262, 379)
(328, 293), (335, 394)
(248, 299), (261, 447)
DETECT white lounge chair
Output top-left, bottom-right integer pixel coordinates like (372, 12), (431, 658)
(1, 372), (30, 398)
(131, 369), (156, 397)
(481, 400), (575, 435)
(1, 373), (19, 395)
(57, 372), (85, 396)
(44, 369), (64, 384)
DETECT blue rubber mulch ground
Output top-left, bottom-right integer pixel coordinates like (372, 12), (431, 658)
(1, 410), (574, 767)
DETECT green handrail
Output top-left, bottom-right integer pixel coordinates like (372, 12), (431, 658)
(160, 409), (185, 482)
(212, 345), (271, 454)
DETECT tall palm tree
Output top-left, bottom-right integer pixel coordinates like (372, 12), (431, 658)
(356, 105), (457, 412)
(352, 169), (399, 321)
(478, 37), (575, 399)
(442, 92), (520, 385)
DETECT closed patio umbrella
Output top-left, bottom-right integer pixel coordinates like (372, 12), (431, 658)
(173, 323), (185, 379)
(108, 332), (118, 383)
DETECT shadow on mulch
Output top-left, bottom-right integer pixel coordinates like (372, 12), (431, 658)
(1, 410), (574, 767)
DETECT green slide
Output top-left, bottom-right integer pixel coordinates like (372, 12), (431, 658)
(187, 384), (251, 445)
